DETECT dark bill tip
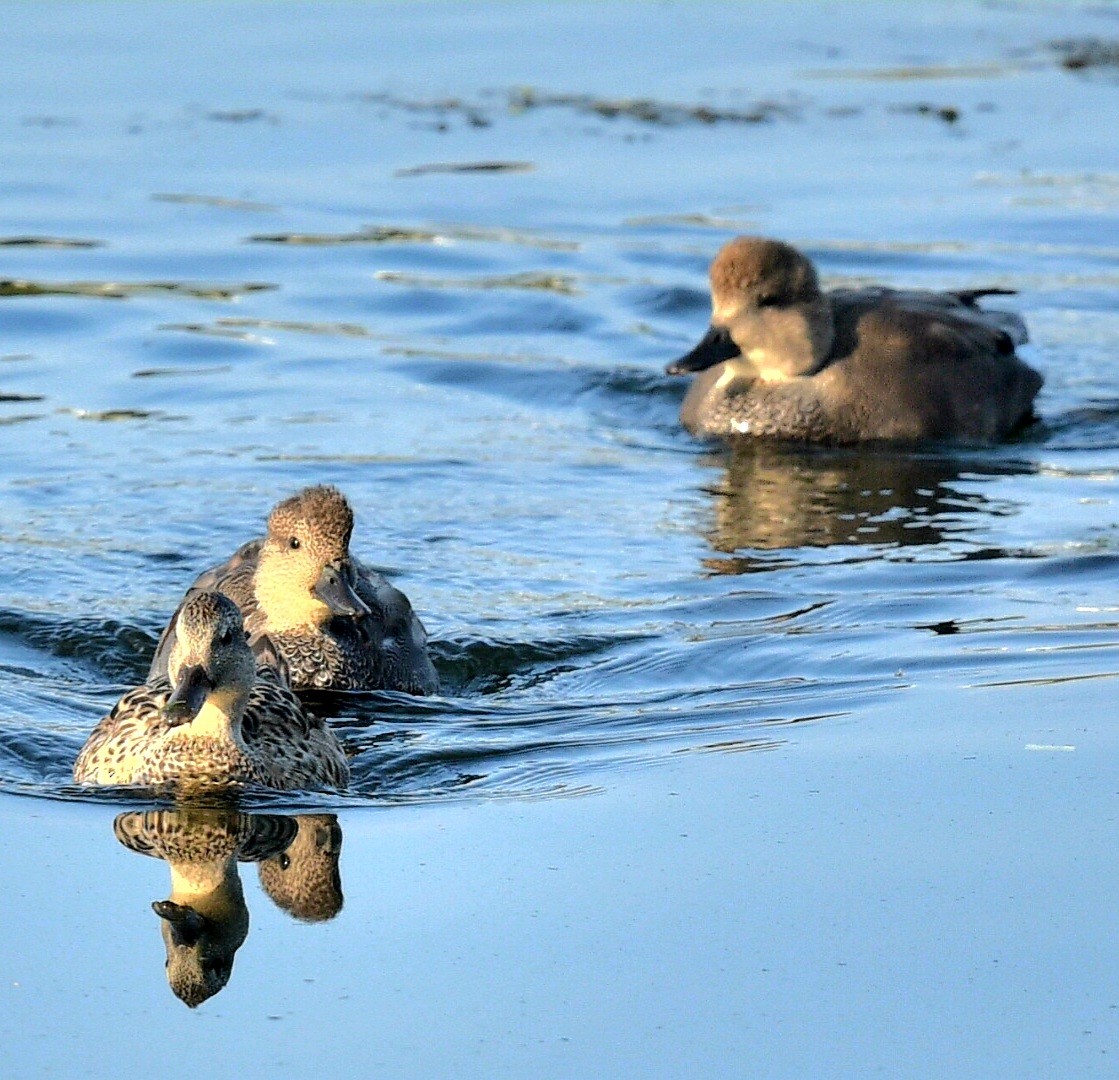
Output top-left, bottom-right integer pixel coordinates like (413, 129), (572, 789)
(152, 900), (207, 947)
(313, 563), (372, 619)
(163, 664), (213, 726)
(666, 324), (741, 375)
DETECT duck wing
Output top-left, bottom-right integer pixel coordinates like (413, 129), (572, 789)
(830, 286), (1028, 351)
(351, 559), (439, 694)
(241, 668), (350, 791)
(236, 814), (301, 862)
(73, 680), (170, 784)
(824, 290), (1042, 442)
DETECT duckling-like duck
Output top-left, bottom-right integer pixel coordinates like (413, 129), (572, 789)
(667, 237), (1043, 444)
(74, 591), (349, 791)
(149, 485), (438, 694)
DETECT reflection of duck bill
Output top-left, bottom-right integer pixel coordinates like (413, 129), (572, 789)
(313, 563), (371, 618)
(152, 900), (207, 947)
(667, 325), (740, 375)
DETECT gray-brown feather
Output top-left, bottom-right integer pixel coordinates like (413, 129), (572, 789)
(257, 814), (344, 922)
(114, 809), (297, 863)
(681, 282), (1041, 444)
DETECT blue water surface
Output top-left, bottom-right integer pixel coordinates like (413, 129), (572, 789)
(1, 2), (1119, 1076)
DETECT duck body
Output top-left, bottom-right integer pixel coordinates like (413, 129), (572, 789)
(74, 677), (267, 790)
(148, 486), (438, 695)
(670, 238), (1043, 445)
(74, 668), (348, 792)
(75, 592), (349, 792)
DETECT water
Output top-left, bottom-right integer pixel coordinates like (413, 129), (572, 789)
(2, 0), (1119, 1074)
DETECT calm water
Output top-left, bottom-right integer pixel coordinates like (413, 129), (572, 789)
(2, 1), (1119, 1075)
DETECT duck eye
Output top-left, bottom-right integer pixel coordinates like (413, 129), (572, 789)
(279, 853), (291, 871)
(289, 536), (301, 550)
(756, 294), (779, 308)
(219, 629), (233, 646)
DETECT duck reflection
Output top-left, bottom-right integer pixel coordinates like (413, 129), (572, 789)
(113, 808), (344, 1007)
(258, 814), (344, 922)
(701, 443), (1034, 563)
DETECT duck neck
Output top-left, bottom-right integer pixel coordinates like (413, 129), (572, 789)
(254, 570), (329, 633)
(168, 855), (240, 902)
(171, 687), (250, 748)
(737, 297), (835, 381)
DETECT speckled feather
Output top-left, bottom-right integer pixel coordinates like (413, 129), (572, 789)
(73, 667), (349, 791)
(257, 814), (344, 922)
(114, 809), (298, 864)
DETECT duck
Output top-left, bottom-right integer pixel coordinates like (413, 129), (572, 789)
(666, 236), (1043, 444)
(148, 485), (438, 695)
(74, 591), (349, 792)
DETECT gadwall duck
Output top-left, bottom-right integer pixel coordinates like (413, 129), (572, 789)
(149, 485), (438, 694)
(74, 592), (349, 791)
(667, 237), (1043, 444)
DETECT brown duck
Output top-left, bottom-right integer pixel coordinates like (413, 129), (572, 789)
(668, 236), (1043, 444)
(74, 591), (349, 792)
(149, 485), (438, 694)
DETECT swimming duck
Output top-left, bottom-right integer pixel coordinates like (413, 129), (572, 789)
(74, 591), (349, 791)
(148, 485), (438, 694)
(667, 237), (1043, 444)
(114, 808), (296, 1007)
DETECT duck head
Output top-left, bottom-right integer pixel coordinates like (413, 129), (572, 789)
(164, 591), (255, 728)
(668, 237), (835, 382)
(152, 887), (247, 1007)
(254, 485), (371, 632)
(258, 814), (344, 923)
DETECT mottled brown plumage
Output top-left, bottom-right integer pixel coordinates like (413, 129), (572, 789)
(257, 814), (344, 922)
(668, 236), (1043, 444)
(148, 485), (438, 694)
(74, 592), (349, 792)
(114, 808), (297, 864)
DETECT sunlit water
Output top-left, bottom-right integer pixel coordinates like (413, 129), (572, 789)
(2, 1), (1119, 1074)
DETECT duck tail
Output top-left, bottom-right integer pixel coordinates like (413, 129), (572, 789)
(953, 287), (1017, 306)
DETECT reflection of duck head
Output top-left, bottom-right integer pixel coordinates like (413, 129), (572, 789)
(154, 886), (246, 1007)
(258, 814), (344, 923)
(114, 809), (296, 1007)
(701, 444), (1035, 562)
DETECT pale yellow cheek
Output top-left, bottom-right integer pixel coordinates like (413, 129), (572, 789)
(169, 699), (239, 741)
(254, 566), (330, 631)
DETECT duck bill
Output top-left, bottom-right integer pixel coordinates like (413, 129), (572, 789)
(666, 324), (741, 375)
(313, 564), (372, 618)
(152, 900), (207, 947)
(163, 665), (213, 726)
